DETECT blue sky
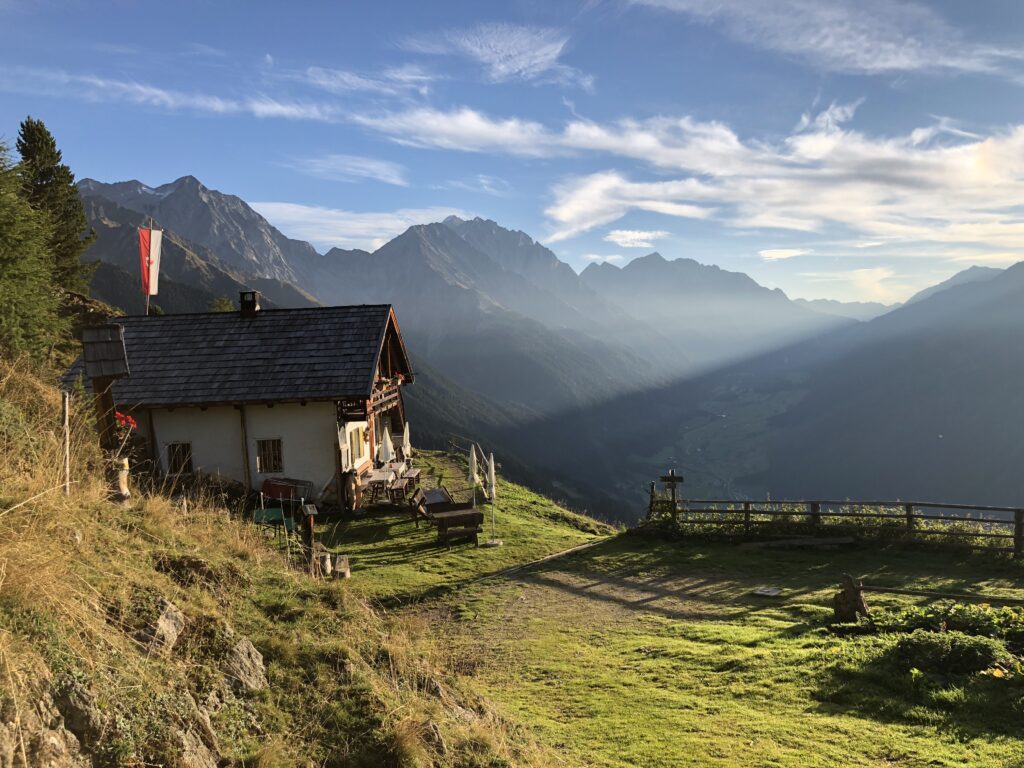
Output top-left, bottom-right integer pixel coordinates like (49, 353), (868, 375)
(3, 0), (1024, 302)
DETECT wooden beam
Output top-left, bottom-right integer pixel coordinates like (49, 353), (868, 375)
(146, 408), (159, 473)
(91, 376), (118, 451)
(237, 404), (251, 495)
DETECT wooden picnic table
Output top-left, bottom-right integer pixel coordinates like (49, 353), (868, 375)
(423, 487), (453, 505)
(432, 508), (484, 547)
(365, 469), (396, 503)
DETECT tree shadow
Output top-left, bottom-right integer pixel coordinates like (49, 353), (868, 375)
(814, 647), (1024, 741)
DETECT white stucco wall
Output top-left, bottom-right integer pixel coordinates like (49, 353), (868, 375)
(150, 402), (357, 497)
(150, 406), (244, 481)
(244, 402), (338, 495)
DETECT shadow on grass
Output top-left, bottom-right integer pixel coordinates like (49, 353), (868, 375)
(815, 642), (1024, 740)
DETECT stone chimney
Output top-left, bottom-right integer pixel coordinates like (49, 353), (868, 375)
(239, 290), (261, 318)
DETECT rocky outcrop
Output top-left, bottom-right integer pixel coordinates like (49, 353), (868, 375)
(222, 637), (267, 693)
(0, 675), (88, 768)
(140, 599), (186, 656)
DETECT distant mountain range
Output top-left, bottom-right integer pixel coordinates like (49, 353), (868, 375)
(76, 175), (1024, 518)
(791, 297), (893, 321)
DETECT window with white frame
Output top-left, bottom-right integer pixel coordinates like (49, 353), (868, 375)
(348, 427), (364, 464)
(256, 438), (283, 473)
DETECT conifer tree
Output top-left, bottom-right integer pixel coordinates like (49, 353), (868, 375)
(0, 142), (66, 357)
(16, 116), (95, 293)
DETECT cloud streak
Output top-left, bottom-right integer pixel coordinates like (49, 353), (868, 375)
(604, 229), (670, 248)
(630, 0), (1024, 78)
(0, 66), (341, 121)
(250, 202), (469, 251)
(403, 22), (592, 88)
(759, 248), (809, 261)
(285, 154), (408, 186)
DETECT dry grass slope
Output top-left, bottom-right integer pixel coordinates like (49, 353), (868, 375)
(0, 358), (556, 766)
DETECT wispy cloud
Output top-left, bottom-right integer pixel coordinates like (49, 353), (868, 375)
(547, 172), (714, 242)
(759, 248), (810, 261)
(402, 23), (592, 89)
(352, 107), (554, 154)
(799, 266), (906, 303)
(250, 202), (469, 251)
(303, 64), (435, 97)
(630, 0), (1024, 78)
(582, 253), (624, 263)
(0, 66), (341, 121)
(604, 229), (670, 248)
(438, 174), (512, 196)
(181, 42), (228, 58)
(285, 154), (408, 186)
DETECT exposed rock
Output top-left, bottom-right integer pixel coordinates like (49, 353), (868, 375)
(53, 678), (105, 750)
(222, 637), (267, 693)
(176, 726), (220, 768)
(184, 693), (220, 756)
(0, 674), (88, 768)
(142, 599), (186, 656)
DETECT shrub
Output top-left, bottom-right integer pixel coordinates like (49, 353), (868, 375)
(894, 630), (1012, 674)
(876, 602), (1024, 651)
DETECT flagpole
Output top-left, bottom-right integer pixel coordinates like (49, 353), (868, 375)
(144, 215), (152, 317)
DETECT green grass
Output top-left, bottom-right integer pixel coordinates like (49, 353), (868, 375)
(425, 536), (1024, 768)
(317, 451), (614, 601)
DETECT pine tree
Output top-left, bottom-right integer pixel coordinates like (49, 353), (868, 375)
(16, 116), (96, 294)
(0, 142), (66, 357)
(207, 296), (235, 312)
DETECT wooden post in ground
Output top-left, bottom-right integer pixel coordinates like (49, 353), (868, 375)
(905, 504), (915, 535)
(809, 501), (821, 527)
(743, 501), (751, 534)
(1014, 510), (1023, 560)
(61, 391), (70, 496)
(647, 482), (656, 519)
(659, 469), (684, 527)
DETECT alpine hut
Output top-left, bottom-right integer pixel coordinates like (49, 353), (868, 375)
(68, 291), (414, 509)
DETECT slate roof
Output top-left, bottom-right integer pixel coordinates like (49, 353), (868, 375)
(65, 304), (412, 407)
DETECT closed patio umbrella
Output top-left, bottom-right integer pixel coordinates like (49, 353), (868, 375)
(468, 444), (478, 486)
(378, 429), (395, 465)
(483, 452), (502, 548)
(402, 421), (412, 458)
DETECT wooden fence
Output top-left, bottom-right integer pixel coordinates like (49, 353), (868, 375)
(647, 496), (1024, 558)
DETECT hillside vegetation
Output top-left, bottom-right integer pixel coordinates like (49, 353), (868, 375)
(3, 361), (1023, 766)
(0, 360), (576, 766)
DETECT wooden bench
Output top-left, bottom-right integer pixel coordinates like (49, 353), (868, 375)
(432, 508), (484, 547)
(388, 476), (411, 503)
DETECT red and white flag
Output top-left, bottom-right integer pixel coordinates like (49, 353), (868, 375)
(138, 227), (163, 296)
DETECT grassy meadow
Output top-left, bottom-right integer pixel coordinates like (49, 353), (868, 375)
(413, 537), (1024, 768)
(318, 450), (614, 602)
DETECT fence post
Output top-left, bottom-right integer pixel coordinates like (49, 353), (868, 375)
(743, 502), (751, 534)
(905, 504), (915, 535)
(809, 501), (820, 527)
(1014, 510), (1023, 559)
(62, 391), (71, 496)
(647, 482), (656, 520)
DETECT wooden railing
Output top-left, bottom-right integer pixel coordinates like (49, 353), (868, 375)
(647, 497), (1024, 558)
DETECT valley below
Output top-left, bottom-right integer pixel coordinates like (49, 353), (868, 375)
(74, 175), (1024, 522)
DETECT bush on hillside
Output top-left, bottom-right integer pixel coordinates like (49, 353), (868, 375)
(893, 630), (1012, 674)
(874, 602), (1024, 652)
